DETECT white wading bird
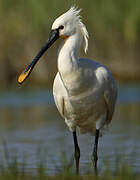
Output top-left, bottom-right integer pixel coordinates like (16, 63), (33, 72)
(18, 7), (117, 174)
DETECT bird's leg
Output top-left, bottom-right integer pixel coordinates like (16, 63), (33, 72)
(73, 131), (80, 175)
(92, 129), (99, 174)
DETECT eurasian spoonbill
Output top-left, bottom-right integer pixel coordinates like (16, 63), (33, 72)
(18, 7), (118, 174)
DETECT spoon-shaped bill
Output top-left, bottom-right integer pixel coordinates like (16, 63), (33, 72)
(18, 29), (59, 84)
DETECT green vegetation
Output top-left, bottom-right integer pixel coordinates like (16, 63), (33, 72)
(0, 168), (139, 180)
(0, 0), (140, 89)
(0, 141), (139, 180)
(0, 156), (139, 180)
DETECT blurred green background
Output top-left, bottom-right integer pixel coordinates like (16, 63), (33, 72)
(0, 0), (140, 89)
(0, 0), (140, 177)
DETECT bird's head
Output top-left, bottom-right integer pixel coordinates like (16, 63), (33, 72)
(52, 7), (81, 38)
(52, 7), (89, 50)
(18, 6), (88, 84)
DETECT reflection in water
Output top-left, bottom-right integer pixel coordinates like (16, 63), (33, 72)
(0, 85), (140, 174)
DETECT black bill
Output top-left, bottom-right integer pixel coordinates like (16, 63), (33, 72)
(18, 29), (59, 84)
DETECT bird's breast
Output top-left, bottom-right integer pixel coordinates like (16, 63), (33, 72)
(53, 70), (106, 127)
(60, 68), (94, 96)
(63, 83), (106, 124)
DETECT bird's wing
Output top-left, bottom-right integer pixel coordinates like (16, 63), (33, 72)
(53, 72), (67, 118)
(97, 66), (118, 124)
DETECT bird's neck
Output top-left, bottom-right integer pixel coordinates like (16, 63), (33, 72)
(58, 32), (82, 75)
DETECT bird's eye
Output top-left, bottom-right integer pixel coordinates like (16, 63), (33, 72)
(59, 25), (64, 30)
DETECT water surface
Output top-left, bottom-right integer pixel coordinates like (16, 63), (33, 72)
(0, 84), (140, 174)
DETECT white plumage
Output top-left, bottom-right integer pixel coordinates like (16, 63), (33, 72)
(19, 6), (118, 173)
(52, 7), (117, 135)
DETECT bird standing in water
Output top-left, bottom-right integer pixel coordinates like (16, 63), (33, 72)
(18, 7), (117, 174)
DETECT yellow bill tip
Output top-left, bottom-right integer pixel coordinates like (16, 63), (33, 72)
(18, 67), (32, 84)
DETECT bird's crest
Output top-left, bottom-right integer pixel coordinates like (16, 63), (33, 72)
(66, 6), (89, 53)
(53, 6), (89, 53)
